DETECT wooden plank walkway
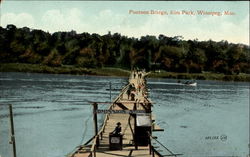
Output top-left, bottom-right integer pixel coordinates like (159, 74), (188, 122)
(70, 70), (177, 157)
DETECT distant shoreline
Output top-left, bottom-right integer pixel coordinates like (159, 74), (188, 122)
(1, 63), (250, 82)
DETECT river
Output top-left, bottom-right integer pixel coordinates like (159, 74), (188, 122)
(0, 72), (249, 157)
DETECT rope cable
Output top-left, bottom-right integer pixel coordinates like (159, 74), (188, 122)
(66, 107), (92, 156)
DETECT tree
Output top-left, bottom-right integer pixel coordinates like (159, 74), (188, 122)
(1, 24), (249, 74)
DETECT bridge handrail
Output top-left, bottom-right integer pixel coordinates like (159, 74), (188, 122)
(72, 71), (149, 157)
(88, 83), (131, 156)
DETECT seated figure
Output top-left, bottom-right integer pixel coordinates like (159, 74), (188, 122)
(112, 122), (122, 135)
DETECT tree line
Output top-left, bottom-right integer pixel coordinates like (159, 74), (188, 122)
(0, 24), (249, 74)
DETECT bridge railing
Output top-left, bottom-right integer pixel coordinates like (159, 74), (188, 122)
(74, 83), (130, 157)
(71, 71), (149, 157)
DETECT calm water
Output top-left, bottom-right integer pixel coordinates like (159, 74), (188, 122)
(0, 72), (249, 157)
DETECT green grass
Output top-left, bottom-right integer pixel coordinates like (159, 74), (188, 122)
(1, 63), (250, 82)
(89, 67), (130, 77)
(0, 63), (92, 75)
(0, 63), (130, 77)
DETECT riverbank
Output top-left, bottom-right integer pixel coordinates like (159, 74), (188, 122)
(1, 63), (250, 82)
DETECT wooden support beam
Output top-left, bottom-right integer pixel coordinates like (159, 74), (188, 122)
(9, 104), (17, 157)
(92, 103), (99, 147)
(115, 102), (129, 110)
(109, 81), (112, 103)
(133, 103), (138, 150)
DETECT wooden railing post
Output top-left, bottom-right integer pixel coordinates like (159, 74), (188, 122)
(93, 145), (96, 157)
(93, 103), (99, 147)
(9, 104), (17, 157)
(149, 137), (152, 155)
(133, 103), (138, 150)
(109, 81), (112, 103)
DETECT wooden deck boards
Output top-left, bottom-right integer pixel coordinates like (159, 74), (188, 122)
(72, 71), (161, 157)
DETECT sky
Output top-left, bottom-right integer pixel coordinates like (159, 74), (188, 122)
(0, 1), (249, 45)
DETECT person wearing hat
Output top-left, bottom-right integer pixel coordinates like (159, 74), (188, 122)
(112, 122), (122, 135)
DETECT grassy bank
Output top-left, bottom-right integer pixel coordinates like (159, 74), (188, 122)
(0, 63), (130, 77)
(1, 63), (250, 82)
(0, 63), (93, 75)
(89, 67), (130, 77)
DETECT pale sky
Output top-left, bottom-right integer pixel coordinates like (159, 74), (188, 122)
(0, 1), (249, 45)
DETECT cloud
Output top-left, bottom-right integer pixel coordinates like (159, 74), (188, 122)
(127, 13), (249, 44)
(1, 12), (35, 28)
(191, 14), (249, 44)
(1, 8), (248, 45)
(40, 8), (87, 32)
(88, 9), (131, 34)
(39, 8), (132, 34)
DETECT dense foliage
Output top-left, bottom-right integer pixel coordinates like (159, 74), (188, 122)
(0, 24), (249, 74)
